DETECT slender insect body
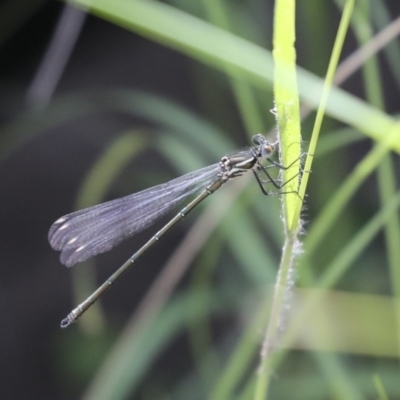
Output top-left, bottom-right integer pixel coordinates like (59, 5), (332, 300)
(51, 134), (292, 328)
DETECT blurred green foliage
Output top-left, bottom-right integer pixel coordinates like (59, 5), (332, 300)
(2, 0), (400, 399)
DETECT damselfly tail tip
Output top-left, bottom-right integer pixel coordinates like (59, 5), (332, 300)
(60, 316), (72, 329)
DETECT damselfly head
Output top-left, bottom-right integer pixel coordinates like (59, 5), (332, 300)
(252, 134), (275, 159)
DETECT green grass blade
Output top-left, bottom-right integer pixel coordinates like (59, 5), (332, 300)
(69, 0), (400, 154)
(254, 1), (300, 398)
(294, 0), (355, 223)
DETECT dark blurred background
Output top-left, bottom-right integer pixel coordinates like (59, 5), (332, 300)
(1, 1), (400, 399)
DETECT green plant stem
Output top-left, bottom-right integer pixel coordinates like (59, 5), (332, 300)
(254, 1), (300, 398)
(254, 232), (297, 398)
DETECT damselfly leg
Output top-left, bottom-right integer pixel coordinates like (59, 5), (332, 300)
(252, 155), (303, 196)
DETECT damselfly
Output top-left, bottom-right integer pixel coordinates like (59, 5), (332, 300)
(49, 134), (296, 328)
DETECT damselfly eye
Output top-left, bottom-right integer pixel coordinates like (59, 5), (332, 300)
(252, 133), (266, 145)
(262, 144), (274, 158)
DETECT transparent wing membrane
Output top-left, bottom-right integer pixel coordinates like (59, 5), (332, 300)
(49, 163), (220, 267)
